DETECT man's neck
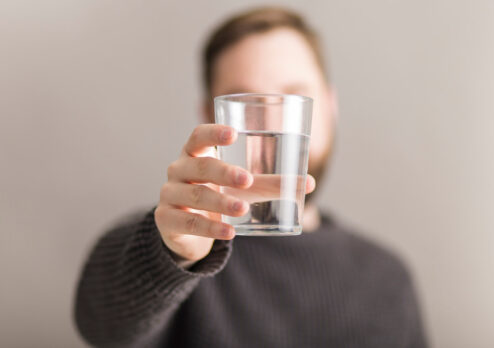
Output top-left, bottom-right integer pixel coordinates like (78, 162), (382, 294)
(302, 203), (321, 232)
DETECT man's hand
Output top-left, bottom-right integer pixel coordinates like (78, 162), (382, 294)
(155, 124), (316, 263)
(155, 124), (253, 262)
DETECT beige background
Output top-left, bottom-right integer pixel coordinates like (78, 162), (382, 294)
(1, 1), (493, 347)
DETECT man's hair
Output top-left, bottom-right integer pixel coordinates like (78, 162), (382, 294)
(202, 7), (327, 95)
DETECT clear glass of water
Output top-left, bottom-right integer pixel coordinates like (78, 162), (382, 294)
(214, 93), (313, 236)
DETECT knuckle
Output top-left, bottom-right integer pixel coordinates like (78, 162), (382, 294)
(159, 184), (171, 201)
(167, 161), (178, 179)
(185, 214), (200, 234)
(196, 157), (209, 178)
(154, 206), (161, 221)
(191, 185), (205, 205)
(189, 127), (202, 144)
(154, 206), (166, 224)
(205, 219), (215, 236)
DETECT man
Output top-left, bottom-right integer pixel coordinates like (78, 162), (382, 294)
(75, 7), (427, 347)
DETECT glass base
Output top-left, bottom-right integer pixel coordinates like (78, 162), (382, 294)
(233, 224), (302, 236)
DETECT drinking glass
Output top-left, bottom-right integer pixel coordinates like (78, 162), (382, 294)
(215, 93), (312, 236)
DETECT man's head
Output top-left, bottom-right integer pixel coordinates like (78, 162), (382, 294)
(201, 7), (337, 199)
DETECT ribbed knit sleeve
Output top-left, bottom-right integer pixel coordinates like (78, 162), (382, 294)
(74, 208), (232, 348)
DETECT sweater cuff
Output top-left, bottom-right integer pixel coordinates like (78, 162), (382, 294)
(136, 209), (232, 283)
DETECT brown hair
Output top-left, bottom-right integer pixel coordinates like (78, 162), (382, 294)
(202, 7), (327, 95)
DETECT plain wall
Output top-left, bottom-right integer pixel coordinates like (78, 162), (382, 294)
(1, 1), (493, 347)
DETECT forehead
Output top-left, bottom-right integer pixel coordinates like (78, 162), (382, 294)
(211, 28), (323, 96)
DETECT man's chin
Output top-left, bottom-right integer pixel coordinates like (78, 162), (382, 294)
(305, 162), (329, 203)
(305, 144), (333, 203)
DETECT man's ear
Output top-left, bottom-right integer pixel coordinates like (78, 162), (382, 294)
(199, 99), (215, 124)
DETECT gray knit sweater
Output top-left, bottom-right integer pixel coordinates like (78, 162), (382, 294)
(74, 209), (427, 347)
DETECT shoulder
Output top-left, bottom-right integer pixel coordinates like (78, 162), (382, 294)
(320, 214), (428, 345)
(324, 214), (416, 293)
(89, 207), (155, 252)
(325, 215), (424, 323)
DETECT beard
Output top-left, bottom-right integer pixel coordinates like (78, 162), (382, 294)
(305, 136), (334, 203)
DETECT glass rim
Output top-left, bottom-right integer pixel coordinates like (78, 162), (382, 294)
(214, 93), (313, 106)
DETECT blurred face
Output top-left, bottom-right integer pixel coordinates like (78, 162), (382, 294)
(207, 28), (337, 195)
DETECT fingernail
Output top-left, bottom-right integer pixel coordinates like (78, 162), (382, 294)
(232, 200), (245, 212)
(220, 128), (233, 142)
(235, 170), (248, 185)
(220, 225), (233, 238)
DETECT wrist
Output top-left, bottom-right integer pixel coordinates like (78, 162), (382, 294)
(168, 248), (198, 269)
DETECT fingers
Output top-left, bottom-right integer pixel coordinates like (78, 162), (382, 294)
(306, 174), (316, 194)
(183, 124), (237, 157)
(161, 182), (249, 216)
(168, 156), (253, 188)
(157, 207), (235, 240)
(222, 174), (317, 204)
